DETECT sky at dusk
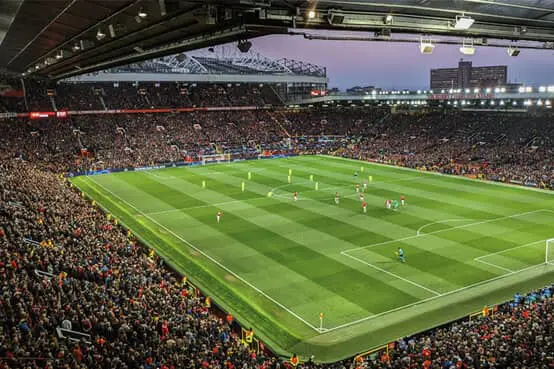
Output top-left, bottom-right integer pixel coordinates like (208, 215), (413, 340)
(238, 32), (554, 91)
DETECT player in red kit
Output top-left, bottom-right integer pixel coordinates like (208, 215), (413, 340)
(362, 202), (367, 213)
(293, 191), (298, 201)
(216, 211), (223, 223)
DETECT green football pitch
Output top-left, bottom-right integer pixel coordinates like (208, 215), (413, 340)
(71, 155), (554, 362)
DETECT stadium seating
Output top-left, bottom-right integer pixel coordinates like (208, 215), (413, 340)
(0, 82), (553, 368)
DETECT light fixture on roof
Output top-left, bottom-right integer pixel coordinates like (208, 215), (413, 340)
(307, 9), (316, 19)
(56, 50), (64, 59)
(327, 9), (345, 25)
(454, 14), (475, 30)
(384, 14), (393, 24)
(507, 45), (520, 57)
(96, 28), (106, 41)
(72, 43), (80, 52)
(138, 8), (147, 18)
(460, 38), (475, 55)
(419, 35), (435, 54)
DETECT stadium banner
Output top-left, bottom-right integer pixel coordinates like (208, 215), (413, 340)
(67, 153), (299, 178)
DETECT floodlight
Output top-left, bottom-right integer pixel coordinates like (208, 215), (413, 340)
(454, 15), (475, 30)
(460, 39), (475, 55)
(384, 14), (393, 24)
(419, 37), (434, 54)
(507, 46), (520, 57)
(56, 50), (64, 59)
(96, 29), (106, 41)
(138, 8), (147, 18)
(539, 86), (546, 92)
(72, 43), (80, 51)
(307, 9), (316, 19)
(327, 10), (345, 25)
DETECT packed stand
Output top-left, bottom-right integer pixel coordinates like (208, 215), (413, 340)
(0, 110), (289, 173)
(0, 159), (552, 369)
(0, 159), (287, 369)
(1, 106), (554, 369)
(0, 82), (283, 112)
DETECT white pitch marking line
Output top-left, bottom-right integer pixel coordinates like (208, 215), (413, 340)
(341, 251), (442, 296)
(474, 239), (548, 260)
(342, 209), (551, 254)
(319, 155), (554, 196)
(327, 258), (554, 332)
(85, 176), (321, 332)
(416, 219), (473, 236)
(473, 239), (550, 273)
(473, 258), (514, 273)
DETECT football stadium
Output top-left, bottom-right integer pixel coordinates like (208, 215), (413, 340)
(1, 1), (553, 368)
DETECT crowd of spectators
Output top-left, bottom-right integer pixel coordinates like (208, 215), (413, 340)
(0, 80), (282, 112)
(0, 158), (290, 369)
(0, 157), (552, 369)
(0, 106), (552, 188)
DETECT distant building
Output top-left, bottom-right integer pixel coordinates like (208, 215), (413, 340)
(430, 59), (507, 90)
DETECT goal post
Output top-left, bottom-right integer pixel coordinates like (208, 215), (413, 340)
(547, 239), (554, 265)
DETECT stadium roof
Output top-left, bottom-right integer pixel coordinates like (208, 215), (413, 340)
(3, 0), (554, 80)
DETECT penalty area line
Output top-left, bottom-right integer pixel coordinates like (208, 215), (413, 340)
(85, 176), (321, 333)
(343, 209), (552, 254)
(341, 250), (442, 296)
(326, 257), (554, 333)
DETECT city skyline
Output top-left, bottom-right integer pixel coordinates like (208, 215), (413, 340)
(247, 32), (554, 90)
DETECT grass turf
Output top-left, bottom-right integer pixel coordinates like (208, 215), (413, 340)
(70, 155), (554, 362)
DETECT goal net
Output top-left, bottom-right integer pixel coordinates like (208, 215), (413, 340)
(201, 153), (231, 165)
(547, 239), (554, 265)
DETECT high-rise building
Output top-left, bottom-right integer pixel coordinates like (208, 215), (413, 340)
(430, 59), (507, 90)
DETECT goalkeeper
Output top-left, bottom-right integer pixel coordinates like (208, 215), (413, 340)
(396, 247), (405, 263)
